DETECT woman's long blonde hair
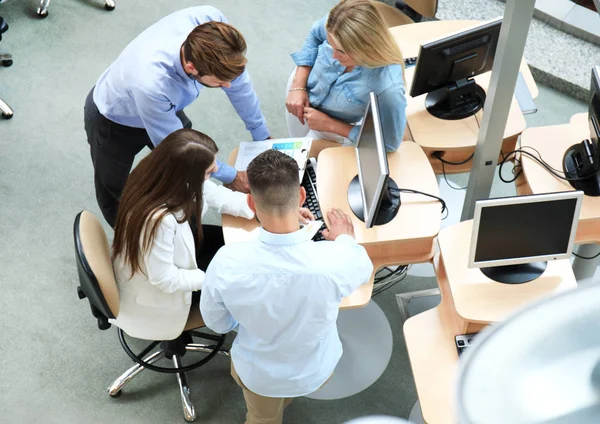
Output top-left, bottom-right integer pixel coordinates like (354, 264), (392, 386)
(326, 0), (405, 70)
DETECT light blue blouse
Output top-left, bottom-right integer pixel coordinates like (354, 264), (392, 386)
(291, 16), (407, 151)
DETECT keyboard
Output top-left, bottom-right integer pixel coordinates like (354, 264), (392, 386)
(404, 57), (417, 68)
(301, 158), (327, 241)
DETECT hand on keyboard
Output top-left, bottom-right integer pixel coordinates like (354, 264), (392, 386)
(322, 208), (355, 241)
(298, 207), (315, 224)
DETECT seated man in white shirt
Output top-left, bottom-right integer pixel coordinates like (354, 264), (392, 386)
(200, 149), (374, 424)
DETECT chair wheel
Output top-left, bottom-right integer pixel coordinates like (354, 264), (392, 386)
(37, 9), (49, 18)
(2, 112), (13, 119)
(105, 4), (115, 11)
(109, 390), (122, 398)
(1, 60), (12, 67)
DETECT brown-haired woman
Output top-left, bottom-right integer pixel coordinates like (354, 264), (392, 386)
(111, 128), (254, 341)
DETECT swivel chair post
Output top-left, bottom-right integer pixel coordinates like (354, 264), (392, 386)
(37, 0), (116, 18)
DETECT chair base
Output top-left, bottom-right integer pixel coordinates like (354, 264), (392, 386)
(37, 0), (116, 17)
(0, 97), (13, 119)
(107, 344), (229, 422)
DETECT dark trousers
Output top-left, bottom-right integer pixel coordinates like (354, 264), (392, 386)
(84, 88), (192, 227)
(191, 224), (225, 305)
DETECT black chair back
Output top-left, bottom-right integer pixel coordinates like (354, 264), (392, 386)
(73, 211), (119, 330)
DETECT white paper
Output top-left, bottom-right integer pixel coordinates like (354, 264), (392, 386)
(234, 138), (312, 180)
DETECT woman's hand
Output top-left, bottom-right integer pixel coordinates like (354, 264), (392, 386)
(298, 207), (315, 225)
(286, 90), (310, 124)
(303, 107), (335, 133)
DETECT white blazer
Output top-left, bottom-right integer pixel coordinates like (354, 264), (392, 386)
(111, 180), (254, 341)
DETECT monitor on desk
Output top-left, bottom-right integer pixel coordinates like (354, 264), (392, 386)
(347, 92), (400, 229)
(410, 17), (502, 121)
(563, 66), (600, 196)
(468, 191), (583, 284)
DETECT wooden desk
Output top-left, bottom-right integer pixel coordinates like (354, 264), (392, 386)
(390, 21), (538, 174)
(516, 113), (600, 243)
(222, 141), (441, 309)
(403, 220), (577, 424)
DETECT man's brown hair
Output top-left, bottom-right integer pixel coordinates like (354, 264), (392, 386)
(183, 21), (247, 82)
(247, 150), (300, 214)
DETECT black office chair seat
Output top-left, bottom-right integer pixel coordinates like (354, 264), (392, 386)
(73, 211), (229, 422)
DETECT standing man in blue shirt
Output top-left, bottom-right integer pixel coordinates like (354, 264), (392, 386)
(200, 150), (373, 424)
(84, 6), (270, 227)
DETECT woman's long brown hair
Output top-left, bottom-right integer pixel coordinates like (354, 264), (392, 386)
(112, 129), (218, 277)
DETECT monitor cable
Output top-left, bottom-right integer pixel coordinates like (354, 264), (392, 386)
(572, 250), (600, 260)
(430, 112), (479, 190)
(389, 187), (448, 219)
(498, 145), (600, 184)
(373, 265), (410, 296)
(432, 152), (473, 190)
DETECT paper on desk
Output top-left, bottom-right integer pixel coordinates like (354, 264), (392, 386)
(234, 138), (312, 180)
(300, 220), (324, 240)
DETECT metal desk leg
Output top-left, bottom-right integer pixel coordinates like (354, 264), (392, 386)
(304, 300), (393, 400)
(572, 244), (600, 284)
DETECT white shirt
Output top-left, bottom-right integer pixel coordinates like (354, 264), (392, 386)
(200, 227), (373, 397)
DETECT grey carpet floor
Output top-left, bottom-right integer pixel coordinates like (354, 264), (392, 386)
(0, 1), (586, 423)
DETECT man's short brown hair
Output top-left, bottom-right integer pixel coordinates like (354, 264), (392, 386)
(183, 21), (247, 82)
(247, 150), (300, 214)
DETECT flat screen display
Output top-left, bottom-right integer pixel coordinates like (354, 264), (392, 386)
(474, 199), (577, 263)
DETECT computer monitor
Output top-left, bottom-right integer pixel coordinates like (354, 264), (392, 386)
(410, 17), (502, 121)
(563, 66), (600, 195)
(347, 92), (400, 229)
(468, 191), (583, 284)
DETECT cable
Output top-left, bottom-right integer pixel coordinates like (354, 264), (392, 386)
(390, 187), (448, 218)
(474, 112), (481, 129)
(498, 146), (600, 184)
(372, 265), (410, 296)
(572, 251), (600, 260)
(431, 151), (473, 191)
(374, 265), (408, 284)
(372, 272), (409, 297)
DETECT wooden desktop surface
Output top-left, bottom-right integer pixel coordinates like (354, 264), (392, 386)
(221, 141), (441, 309)
(389, 20), (538, 174)
(403, 220), (577, 424)
(517, 113), (600, 243)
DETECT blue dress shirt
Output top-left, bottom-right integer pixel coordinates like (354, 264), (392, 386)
(291, 16), (407, 151)
(93, 6), (269, 183)
(200, 228), (373, 397)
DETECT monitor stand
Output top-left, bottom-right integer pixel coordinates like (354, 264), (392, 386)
(425, 78), (486, 121)
(347, 176), (400, 226)
(562, 139), (600, 196)
(480, 261), (547, 284)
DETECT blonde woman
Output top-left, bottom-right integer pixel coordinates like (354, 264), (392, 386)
(285, 0), (407, 151)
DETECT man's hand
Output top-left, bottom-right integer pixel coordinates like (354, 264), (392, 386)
(304, 107), (335, 133)
(322, 208), (355, 240)
(298, 207), (315, 225)
(286, 90), (310, 124)
(224, 170), (250, 193)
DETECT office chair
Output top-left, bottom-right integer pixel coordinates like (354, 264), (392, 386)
(0, 15), (13, 119)
(372, 0), (437, 28)
(37, 0), (115, 18)
(73, 211), (229, 422)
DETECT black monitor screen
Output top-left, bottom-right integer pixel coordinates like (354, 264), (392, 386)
(590, 68), (600, 146)
(474, 199), (578, 263)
